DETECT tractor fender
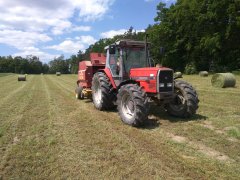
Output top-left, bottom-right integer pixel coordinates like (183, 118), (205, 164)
(116, 80), (138, 91)
(98, 68), (117, 89)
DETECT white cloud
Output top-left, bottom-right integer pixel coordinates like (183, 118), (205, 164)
(73, 0), (115, 21)
(100, 29), (145, 38)
(0, 29), (51, 50)
(75, 36), (97, 45)
(46, 40), (84, 54)
(0, 0), (115, 60)
(72, 26), (91, 32)
(46, 36), (97, 54)
(0, 0), (114, 34)
(100, 29), (127, 38)
(13, 47), (59, 63)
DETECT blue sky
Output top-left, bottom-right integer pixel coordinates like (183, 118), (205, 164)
(0, 0), (175, 63)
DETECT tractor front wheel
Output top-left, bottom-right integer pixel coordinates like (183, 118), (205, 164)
(91, 72), (114, 110)
(165, 80), (199, 118)
(117, 84), (149, 127)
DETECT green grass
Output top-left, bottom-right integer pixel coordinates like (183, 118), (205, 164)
(0, 73), (13, 77)
(227, 128), (240, 139)
(0, 74), (239, 179)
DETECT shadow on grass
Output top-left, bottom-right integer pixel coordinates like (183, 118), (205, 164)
(149, 105), (208, 123)
(82, 99), (207, 130)
(140, 118), (161, 130)
(84, 99), (92, 103)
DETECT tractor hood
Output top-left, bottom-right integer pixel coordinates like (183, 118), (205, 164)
(130, 67), (172, 80)
(130, 67), (173, 93)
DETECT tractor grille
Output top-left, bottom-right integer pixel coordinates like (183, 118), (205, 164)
(158, 70), (173, 92)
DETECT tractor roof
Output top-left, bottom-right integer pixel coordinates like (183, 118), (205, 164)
(105, 39), (149, 50)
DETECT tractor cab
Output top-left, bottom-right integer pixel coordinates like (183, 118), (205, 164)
(105, 40), (152, 86)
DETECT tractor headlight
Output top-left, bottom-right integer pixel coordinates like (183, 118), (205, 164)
(159, 83), (165, 88)
(167, 83), (173, 87)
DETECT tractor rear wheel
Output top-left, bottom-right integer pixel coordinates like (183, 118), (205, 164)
(165, 80), (199, 118)
(91, 72), (114, 110)
(117, 84), (149, 127)
(75, 86), (84, 100)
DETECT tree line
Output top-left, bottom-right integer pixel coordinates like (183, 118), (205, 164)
(0, 55), (49, 74)
(1, 0), (239, 74)
(0, 52), (84, 74)
(149, 0), (240, 73)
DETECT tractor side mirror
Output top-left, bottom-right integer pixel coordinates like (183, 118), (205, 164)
(109, 45), (116, 54)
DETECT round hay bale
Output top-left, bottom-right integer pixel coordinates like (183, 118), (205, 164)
(18, 75), (26, 81)
(199, 71), (208, 77)
(211, 73), (236, 88)
(56, 72), (61, 76)
(174, 72), (182, 78)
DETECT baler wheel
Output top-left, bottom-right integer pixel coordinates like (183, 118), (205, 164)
(75, 86), (84, 100)
(165, 80), (199, 118)
(117, 84), (149, 127)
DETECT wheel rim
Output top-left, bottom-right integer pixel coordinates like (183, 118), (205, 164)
(170, 89), (186, 111)
(75, 93), (78, 99)
(94, 80), (102, 105)
(121, 93), (135, 120)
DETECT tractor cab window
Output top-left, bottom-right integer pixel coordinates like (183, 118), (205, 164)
(122, 47), (148, 74)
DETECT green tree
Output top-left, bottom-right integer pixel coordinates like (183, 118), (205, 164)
(149, 0), (240, 72)
(49, 55), (70, 74)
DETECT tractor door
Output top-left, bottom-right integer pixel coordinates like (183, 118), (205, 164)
(106, 47), (122, 86)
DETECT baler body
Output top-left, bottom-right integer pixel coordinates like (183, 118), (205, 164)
(77, 53), (106, 88)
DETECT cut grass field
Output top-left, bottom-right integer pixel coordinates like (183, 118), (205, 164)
(0, 73), (13, 77)
(0, 74), (240, 179)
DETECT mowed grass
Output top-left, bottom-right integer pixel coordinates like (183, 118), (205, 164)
(0, 73), (13, 77)
(0, 74), (240, 179)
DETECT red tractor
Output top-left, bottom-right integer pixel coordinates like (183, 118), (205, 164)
(75, 40), (199, 126)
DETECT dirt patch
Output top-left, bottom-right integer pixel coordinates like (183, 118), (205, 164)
(202, 121), (215, 130)
(13, 136), (20, 145)
(168, 134), (187, 143)
(201, 122), (239, 142)
(166, 132), (233, 162)
(190, 142), (232, 162)
(224, 126), (238, 131)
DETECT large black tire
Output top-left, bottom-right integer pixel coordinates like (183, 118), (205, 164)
(117, 84), (149, 127)
(165, 80), (199, 118)
(75, 86), (84, 100)
(91, 72), (114, 110)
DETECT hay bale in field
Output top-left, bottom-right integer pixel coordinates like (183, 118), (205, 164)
(18, 75), (26, 81)
(174, 72), (182, 78)
(199, 71), (208, 77)
(211, 73), (236, 88)
(56, 72), (61, 76)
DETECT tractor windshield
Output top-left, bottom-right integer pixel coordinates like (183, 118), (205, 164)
(122, 47), (148, 74)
